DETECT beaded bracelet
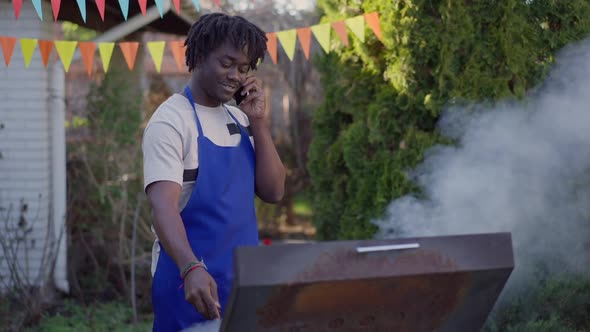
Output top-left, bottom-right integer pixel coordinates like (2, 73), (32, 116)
(178, 259), (207, 289)
(181, 259), (207, 279)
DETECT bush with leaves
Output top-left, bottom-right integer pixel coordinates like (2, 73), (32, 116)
(309, 0), (590, 239)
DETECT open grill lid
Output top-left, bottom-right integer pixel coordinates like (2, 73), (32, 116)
(221, 232), (514, 332)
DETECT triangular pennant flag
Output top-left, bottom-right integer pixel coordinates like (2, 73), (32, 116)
(20, 38), (38, 68)
(32, 0), (43, 20)
(138, 0), (147, 15)
(38, 40), (54, 68)
(191, 0), (200, 11)
(173, 0), (181, 13)
(277, 29), (297, 61)
(51, 0), (61, 21)
(147, 41), (165, 73)
(96, 0), (105, 21)
(154, 0), (165, 17)
(54, 40), (77, 72)
(98, 42), (115, 72)
(332, 21), (349, 47)
(346, 15), (365, 43)
(296, 27), (312, 60)
(118, 0), (129, 20)
(214, 0), (220, 6)
(13, 0), (23, 20)
(79, 42), (96, 76)
(76, 0), (87, 22)
(365, 12), (383, 42)
(311, 23), (331, 54)
(119, 42), (139, 70)
(168, 40), (185, 71)
(266, 32), (278, 64)
(0, 37), (17, 67)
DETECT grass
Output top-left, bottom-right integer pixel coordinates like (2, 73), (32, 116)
(27, 300), (153, 332)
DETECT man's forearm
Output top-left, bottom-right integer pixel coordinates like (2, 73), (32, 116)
(152, 207), (198, 272)
(251, 120), (285, 203)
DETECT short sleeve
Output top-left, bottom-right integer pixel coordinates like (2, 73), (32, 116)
(142, 121), (184, 192)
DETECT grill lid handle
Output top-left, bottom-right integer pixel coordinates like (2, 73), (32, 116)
(356, 243), (420, 253)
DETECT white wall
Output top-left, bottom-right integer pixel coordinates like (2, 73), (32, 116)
(0, 0), (67, 292)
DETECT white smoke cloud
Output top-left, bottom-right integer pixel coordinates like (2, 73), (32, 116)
(180, 319), (221, 332)
(373, 37), (590, 278)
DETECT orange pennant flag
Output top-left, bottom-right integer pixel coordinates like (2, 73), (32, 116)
(266, 32), (278, 64)
(365, 12), (383, 42)
(51, 0), (61, 21)
(0, 37), (17, 67)
(38, 40), (54, 68)
(332, 21), (349, 47)
(168, 40), (185, 71)
(79, 42), (96, 76)
(13, 0), (23, 20)
(296, 27), (312, 60)
(119, 41), (139, 70)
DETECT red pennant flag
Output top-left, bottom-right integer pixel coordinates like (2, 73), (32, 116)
(38, 40), (54, 68)
(138, 0), (147, 15)
(266, 32), (278, 64)
(365, 12), (383, 42)
(296, 27), (312, 60)
(168, 40), (186, 71)
(214, 0), (220, 6)
(0, 37), (17, 67)
(119, 42), (139, 70)
(13, 0), (23, 20)
(79, 42), (96, 76)
(173, 0), (181, 12)
(96, 0), (106, 21)
(51, 0), (61, 21)
(332, 21), (349, 47)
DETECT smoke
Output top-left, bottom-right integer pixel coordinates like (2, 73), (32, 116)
(373, 38), (590, 280)
(180, 319), (221, 332)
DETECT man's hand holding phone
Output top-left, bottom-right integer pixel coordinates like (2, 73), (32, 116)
(235, 76), (265, 122)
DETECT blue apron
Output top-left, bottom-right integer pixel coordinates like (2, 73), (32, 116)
(151, 86), (259, 331)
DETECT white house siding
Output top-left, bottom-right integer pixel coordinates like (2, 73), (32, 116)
(0, 1), (66, 292)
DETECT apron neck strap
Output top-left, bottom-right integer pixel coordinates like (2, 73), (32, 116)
(184, 86), (204, 137)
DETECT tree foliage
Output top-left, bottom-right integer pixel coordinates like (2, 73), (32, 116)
(308, 0), (590, 240)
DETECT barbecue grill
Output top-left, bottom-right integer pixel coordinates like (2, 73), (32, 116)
(220, 232), (514, 332)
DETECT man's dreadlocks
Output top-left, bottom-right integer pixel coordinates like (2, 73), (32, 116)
(185, 13), (267, 72)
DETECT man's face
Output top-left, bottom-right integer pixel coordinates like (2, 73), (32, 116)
(195, 42), (251, 104)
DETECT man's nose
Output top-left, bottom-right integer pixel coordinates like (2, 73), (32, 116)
(227, 66), (241, 82)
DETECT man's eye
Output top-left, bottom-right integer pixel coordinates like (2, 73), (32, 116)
(239, 67), (249, 74)
(220, 61), (231, 68)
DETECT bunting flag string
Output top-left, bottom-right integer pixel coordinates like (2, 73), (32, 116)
(79, 41), (96, 76)
(38, 40), (54, 68)
(0, 36), (17, 67)
(147, 41), (166, 73)
(98, 42), (115, 72)
(20, 38), (37, 68)
(0, 12), (382, 73)
(32, 0), (43, 20)
(12, 0), (23, 20)
(311, 23), (331, 54)
(119, 41), (139, 70)
(296, 27), (312, 60)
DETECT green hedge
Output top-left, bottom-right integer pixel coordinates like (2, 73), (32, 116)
(308, 0), (590, 240)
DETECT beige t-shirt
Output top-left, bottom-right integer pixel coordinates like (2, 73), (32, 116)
(143, 93), (254, 209)
(142, 93), (254, 275)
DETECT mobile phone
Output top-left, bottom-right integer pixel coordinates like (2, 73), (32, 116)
(234, 86), (247, 106)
